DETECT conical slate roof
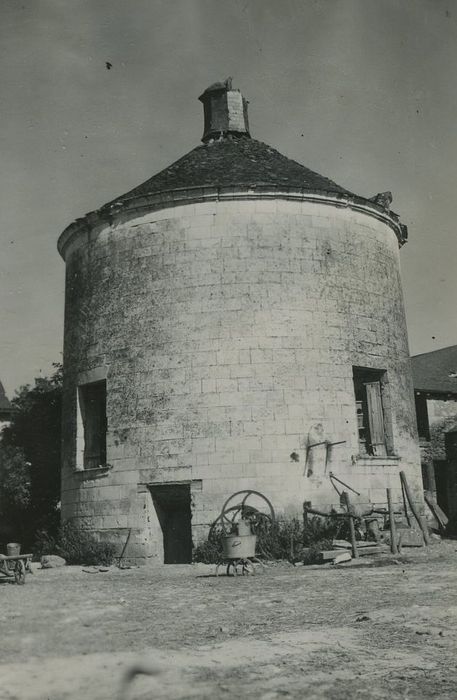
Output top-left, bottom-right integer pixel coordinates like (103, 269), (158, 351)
(105, 137), (353, 209)
(58, 81), (408, 256)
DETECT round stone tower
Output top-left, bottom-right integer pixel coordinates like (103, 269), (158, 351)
(59, 80), (422, 563)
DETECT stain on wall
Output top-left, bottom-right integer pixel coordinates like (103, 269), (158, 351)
(60, 198), (421, 561)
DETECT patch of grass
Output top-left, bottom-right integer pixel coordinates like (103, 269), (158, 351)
(192, 529), (224, 564)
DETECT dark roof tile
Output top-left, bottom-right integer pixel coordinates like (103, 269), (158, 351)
(104, 137), (354, 209)
(411, 345), (457, 395)
(0, 381), (12, 413)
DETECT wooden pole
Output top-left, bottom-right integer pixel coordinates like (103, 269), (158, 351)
(399, 471), (430, 545)
(386, 488), (398, 555)
(303, 501), (311, 528)
(341, 491), (359, 559)
(303, 504), (357, 519)
(400, 478), (411, 527)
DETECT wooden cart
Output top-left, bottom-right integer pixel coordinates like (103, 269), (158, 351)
(0, 554), (33, 584)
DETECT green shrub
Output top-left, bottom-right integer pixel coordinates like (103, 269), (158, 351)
(1, 365), (62, 549)
(33, 529), (57, 560)
(256, 517), (303, 560)
(302, 545), (327, 565)
(193, 529), (224, 564)
(34, 522), (116, 566)
(192, 514), (351, 564)
(302, 514), (351, 547)
(256, 515), (351, 560)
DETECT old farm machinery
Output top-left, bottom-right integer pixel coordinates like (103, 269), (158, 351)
(211, 490), (275, 576)
(0, 544), (33, 585)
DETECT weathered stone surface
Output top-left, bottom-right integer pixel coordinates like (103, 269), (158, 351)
(41, 555), (66, 568)
(59, 198), (422, 563)
(398, 528), (425, 547)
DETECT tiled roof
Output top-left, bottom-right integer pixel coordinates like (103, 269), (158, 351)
(411, 345), (457, 395)
(104, 137), (355, 208)
(0, 381), (12, 413)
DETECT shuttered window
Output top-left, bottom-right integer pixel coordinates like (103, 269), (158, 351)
(353, 368), (389, 456)
(365, 381), (387, 456)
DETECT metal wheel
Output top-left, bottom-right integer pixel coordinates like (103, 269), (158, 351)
(14, 559), (26, 585)
(221, 490), (275, 531)
(209, 490), (276, 539)
(226, 561), (238, 577)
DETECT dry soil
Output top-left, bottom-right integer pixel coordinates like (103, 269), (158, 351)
(1, 544), (457, 699)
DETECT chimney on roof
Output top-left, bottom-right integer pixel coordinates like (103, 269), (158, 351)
(198, 78), (250, 143)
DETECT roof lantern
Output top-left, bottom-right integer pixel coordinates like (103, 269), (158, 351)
(198, 77), (250, 143)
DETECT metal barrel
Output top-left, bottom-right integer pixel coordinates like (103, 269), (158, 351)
(6, 543), (21, 557)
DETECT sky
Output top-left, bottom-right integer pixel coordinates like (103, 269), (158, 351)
(1, 0), (456, 397)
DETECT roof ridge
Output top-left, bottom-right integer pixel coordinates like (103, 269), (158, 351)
(411, 344), (457, 359)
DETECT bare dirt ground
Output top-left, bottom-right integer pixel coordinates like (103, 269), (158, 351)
(1, 543), (457, 700)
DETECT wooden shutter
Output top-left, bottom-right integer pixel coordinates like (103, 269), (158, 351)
(365, 381), (387, 456)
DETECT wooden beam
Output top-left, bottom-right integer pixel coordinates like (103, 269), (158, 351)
(387, 488), (398, 555)
(303, 506), (358, 519)
(319, 545), (388, 561)
(399, 471), (430, 545)
(341, 491), (359, 559)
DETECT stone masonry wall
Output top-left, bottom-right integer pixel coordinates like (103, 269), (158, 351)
(61, 199), (421, 561)
(427, 398), (457, 460)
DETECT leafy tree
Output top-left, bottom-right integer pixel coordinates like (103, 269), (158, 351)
(0, 446), (31, 510)
(0, 364), (62, 547)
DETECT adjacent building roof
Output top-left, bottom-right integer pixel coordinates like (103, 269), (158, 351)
(0, 381), (12, 419)
(104, 137), (354, 210)
(411, 345), (457, 396)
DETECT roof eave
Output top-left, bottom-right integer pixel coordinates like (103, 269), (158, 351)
(414, 388), (457, 399)
(57, 185), (408, 260)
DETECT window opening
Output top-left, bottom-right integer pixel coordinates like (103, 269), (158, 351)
(353, 367), (390, 457)
(78, 380), (107, 469)
(414, 393), (430, 440)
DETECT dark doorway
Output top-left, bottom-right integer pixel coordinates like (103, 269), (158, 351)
(434, 461), (449, 516)
(149, 484), (192, 564)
